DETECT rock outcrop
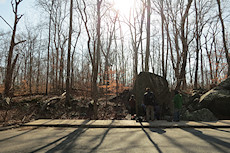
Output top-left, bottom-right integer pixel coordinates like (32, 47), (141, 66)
(132, 72), (172, 117)
(182, 108), (217, 121)
(199, 77), (230, 119)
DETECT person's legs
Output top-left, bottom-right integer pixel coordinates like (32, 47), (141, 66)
(177, 109), (181, 121)
(150, 106), (155, 121)
(174, 108), (179, 121)
(146, 106), (150, 121)
(131, 107), (135, 119)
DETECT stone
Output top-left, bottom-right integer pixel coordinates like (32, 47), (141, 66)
(132, 72), (172, 116)
(182, 108), (217, 121)
(187, 98), (202, 112)
(199, 77), (230, 119)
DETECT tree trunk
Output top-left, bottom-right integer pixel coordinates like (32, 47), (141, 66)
(36, 51), (40, 93)
(145, 0), (151, 72)
(161, 0), (165, 78)
(216, 0), (230, 76)
(66, 0), (73, 106)
(92, 0), (102, 119)
(46, 0), (54, 95)
(194, 0), (199, 89)
(175, 0), (193, 90)
(4, 0), (24, 97)
(29, 52), (32, 94)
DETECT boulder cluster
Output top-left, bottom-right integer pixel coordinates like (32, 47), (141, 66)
(132, 72), (230, 121)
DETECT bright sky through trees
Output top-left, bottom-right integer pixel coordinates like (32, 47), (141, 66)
(0, 0), (36, 31)
(113, 0), (134, 17)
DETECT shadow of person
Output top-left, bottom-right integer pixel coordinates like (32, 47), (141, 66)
(140, 122), (163, 153)
(149, 128), (166, 134)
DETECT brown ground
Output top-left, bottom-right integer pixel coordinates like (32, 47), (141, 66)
(0, 95), (129, 127)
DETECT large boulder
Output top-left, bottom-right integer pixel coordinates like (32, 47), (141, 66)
(199, 77), (230, 119)
(133, 72), (172, 116)
(182, 108), (217, 121)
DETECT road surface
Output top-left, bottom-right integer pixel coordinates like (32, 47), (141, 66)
(0, 126), (230, 153)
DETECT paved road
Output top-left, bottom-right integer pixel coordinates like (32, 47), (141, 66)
(0, 126), (230, 153)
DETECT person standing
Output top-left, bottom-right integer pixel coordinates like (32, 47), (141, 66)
(143, 88), (155, 121)
(173, 90), (183, 122)
(129, 95), (136, 120)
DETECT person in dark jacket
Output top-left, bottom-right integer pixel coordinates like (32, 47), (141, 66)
(143, 88), (155, 121)
(129, 95), (136, 120)
(173, 90), (183, 122)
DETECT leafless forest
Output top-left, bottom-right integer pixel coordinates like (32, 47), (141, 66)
(0, 0), (229, 107)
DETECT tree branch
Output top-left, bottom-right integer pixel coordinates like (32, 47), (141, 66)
(14, 40), (26, 46)
(0, 16), (13, 30)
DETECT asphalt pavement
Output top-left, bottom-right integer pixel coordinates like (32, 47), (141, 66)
(22, 119), (230, 128)
(1, 119), (230, 153)
(0, 123), (230, 153)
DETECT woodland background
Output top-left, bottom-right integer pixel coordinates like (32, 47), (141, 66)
(0, 0), (230, 104)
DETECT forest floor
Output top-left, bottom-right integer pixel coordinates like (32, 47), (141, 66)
(0, 94), (129, 127)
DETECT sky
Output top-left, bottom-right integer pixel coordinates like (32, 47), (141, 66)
(0, 0), (37, 31)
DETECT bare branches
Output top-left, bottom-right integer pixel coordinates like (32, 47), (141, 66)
(14, 40), (26, 46)
(4, 0), (24, 97)
(76, 0), (93, 64)
(0, 16), (13, 30)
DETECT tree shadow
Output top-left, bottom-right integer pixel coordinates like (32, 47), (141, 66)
(0, 127), (39, 143)
(89, 120), (114, 153)
(140, 122), (163, 153)
(0, 120), (53, 143)
(212, 128), (230, 133)
(30, 120), (115, 153)
(29, 120), (92, 153)
(182, 128), (230, 153)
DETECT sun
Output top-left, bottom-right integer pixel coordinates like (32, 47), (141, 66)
(113, 0), (134, 17)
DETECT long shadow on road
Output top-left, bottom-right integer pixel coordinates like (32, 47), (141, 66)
(0, 120), (54, 143)
(182, 128), (230, 153)
(29, 120), (92, 153)
(30, 120), (115, 153)
(88, 120), (114, 153)
(0, 127), (39, 143)
(140, 122), (163, 153)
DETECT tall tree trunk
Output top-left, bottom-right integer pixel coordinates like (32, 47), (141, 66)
(4, 0), (25, 97)
(216, 0), (230, 76)
(59, 47), (64, 92)
(194, 0), (199, 89)
(161, 0), (165, 78)
(92, 0), (102, 119)
(204, 33), (214, 86)
(175, 0), (193, 90)
(66, 0), (73, 106)
(46, 0), (54, 95)
(51, 48), (55, 91)
(29, 52), (32, 94)
(36, 51), (40, 93)
(145, 0), (151, 72)
(200, 46), (204, 88)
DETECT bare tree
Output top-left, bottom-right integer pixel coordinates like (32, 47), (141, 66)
(3, 0), (26, 97)
(45, 0), (54, 95)
(175, 0), (193, 90)
(127, 1), (146, 80)
(91, 0), (103, 118)
(216, 0), (230, 76)
(77, 0), (103, 118)
(194, 0), (213, 89)
(145, 0), (151, 72)
(66, 0), (73, 106)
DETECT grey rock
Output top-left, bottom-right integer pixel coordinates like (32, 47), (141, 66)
(182, 108), (217, 121)
(133, 72), (172, 116)
(199, 77), (230, 119)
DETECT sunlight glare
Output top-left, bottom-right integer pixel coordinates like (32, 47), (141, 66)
(113, 0), (134, 17)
